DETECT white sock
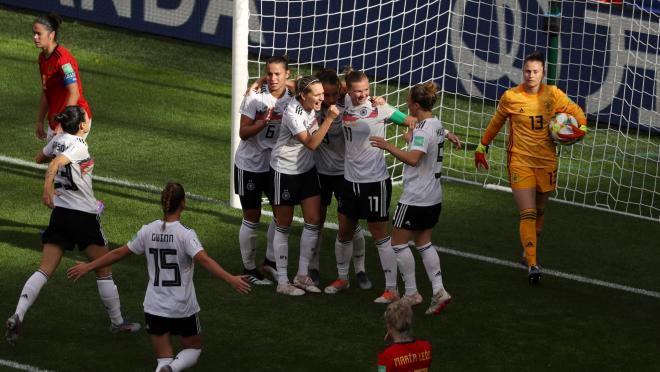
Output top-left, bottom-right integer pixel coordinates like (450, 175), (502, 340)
(155, 357), (173, 372)
(393, 244), (417, 296)
(15, 270), (49, 322)
(266, 219), (276, 262)
(310, 231), (322, 271)
(97, 275), (124, 325)
(239, 219), (259, 270)
(273, 225), (290, 284)
(352, 225), (366, 273)
(418, 243), (444, 294)
(298, 224), (319, 276)
(168, 348), (201, 372)
(376, 236), (398, 290)
(335, 238), (353, 280)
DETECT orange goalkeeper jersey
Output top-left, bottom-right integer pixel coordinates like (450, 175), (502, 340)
(480, 84), (586, 167)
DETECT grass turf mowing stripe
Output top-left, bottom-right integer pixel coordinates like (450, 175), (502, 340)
(0, 359), (53, 372)
(3, 153), (659, 300)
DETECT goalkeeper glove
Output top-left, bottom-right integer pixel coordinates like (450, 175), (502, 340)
(475, 142), (489, 170)
(557, 123), (587, 141)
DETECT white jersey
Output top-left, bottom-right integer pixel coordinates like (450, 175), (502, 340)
(342, 96), (397, 183)
(270, 99), (319, 175)
(399, 117), (445, 206)
(42, 133), (97, 214)
(235, 84), (294, 173)
(128, 220), (204, 318)
(314, 102), (345, 176)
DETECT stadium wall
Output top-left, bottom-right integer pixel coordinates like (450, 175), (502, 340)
(3, 0), (657, 133)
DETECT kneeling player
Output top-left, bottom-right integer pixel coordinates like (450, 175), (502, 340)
(378, 300), (433, 371)
(68, 182), (250, 371)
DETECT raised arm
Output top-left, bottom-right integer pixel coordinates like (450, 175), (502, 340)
(67, 246), (133, 281)
(194, 250), (251, 294)
(295, 105), (339, 150)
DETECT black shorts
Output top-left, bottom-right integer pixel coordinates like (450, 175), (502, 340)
(392, 203), (442, 231)
(337, 178), (392, 222)
(145, 312), (201, 337)
(234, 166), (271, 209)
(318, 173), (344, 206)
(42, 207), (107, 250)
(269, 167), (321, 206)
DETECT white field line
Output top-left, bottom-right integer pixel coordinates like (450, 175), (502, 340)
(3, 154), (659, 300)
(0, 359), (53, 372)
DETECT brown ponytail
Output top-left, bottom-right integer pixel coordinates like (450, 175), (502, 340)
(160, 182), (185, 230)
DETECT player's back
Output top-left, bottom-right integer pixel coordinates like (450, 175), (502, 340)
(378, 340), (432, 372)
(132, 220), (204, 318)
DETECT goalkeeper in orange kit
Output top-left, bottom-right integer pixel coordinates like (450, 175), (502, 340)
(474, 51), (587, 284)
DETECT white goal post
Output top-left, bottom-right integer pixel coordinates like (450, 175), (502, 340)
(231, 0), (660, 222)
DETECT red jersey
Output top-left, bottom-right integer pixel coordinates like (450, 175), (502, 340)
(378, 340), (432, 372)
(38, 45), (91, 129)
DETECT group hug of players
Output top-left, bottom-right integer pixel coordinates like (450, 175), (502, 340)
(5, 12), (588, 372)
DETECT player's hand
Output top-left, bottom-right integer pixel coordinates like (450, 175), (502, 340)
(245, 77), (266, 96)
(557, 123), (586, 141)
(35, 124), (46, 140)
(229, 275), (252, 294)
(404, 130), (413, 143)
(369, 136), (391, 151)
(446, 132), (462, 150)
(403, 116), (417, 129)
(372, 96), (386, 106)
(67, 261), (90, 281)
(42, 186), (60, 209)
(474, 143), (489, 170)
(326, 105), (339, 120)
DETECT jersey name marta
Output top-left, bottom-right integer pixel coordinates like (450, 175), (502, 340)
(270, 99), (319, 174)
(127, 220), (204, 318)
(342, 95), (396, 183)
(377, 340), (432, 372)
(38, 45), (91, 129)
(42, 133), (97, 214)
(400, 117), (445, 206)
(314, 102), (345, 176)
(236, 84), (293, 173)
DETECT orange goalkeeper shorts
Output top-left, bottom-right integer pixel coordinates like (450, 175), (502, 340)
(508, 163), (558, 193)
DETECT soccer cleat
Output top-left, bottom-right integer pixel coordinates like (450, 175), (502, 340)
(5, 314), (21, 345)
(323, 278), (350, 294)
(309, 269), (320, 287)
(356, 271), (372, 290)
(260, 258), (278, 281)
(276, 282), (305, 296)
(528, 265), (542, 285)
(159, 366), (173, 372)
(109, 320), (141, 334)
(401, 292), (423, 306)
(243, 268), (273, 286)
(425, 289), (452, 315)
(519, 251), (527, 267)
(293, 275), (321, 293)
(374, 289), (400, 304)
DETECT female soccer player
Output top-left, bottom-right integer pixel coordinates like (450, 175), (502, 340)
(370, 82), (461, 315)
(474, 51), (587, 284)
(33, 13), (92, 141)
(377, 300), (432, 371)
(67, 182), (251, 372)
(309, 68), (371, 289)
(5, 106), (138, 345)
(269, 75), (339, 296)
(235, 55), (293, 286)
(323, 68), (414, 303)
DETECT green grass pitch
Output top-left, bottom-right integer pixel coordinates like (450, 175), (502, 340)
(0, 5), (659, 372)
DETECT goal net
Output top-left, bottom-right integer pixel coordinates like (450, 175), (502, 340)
(231, 0), (660, 222)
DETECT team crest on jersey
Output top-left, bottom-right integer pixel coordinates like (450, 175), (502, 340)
(359, 107), (370, 117)
(544, 99), (553, 114)
(281, 190), (291, 201)
(246, 180), (256, 191)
